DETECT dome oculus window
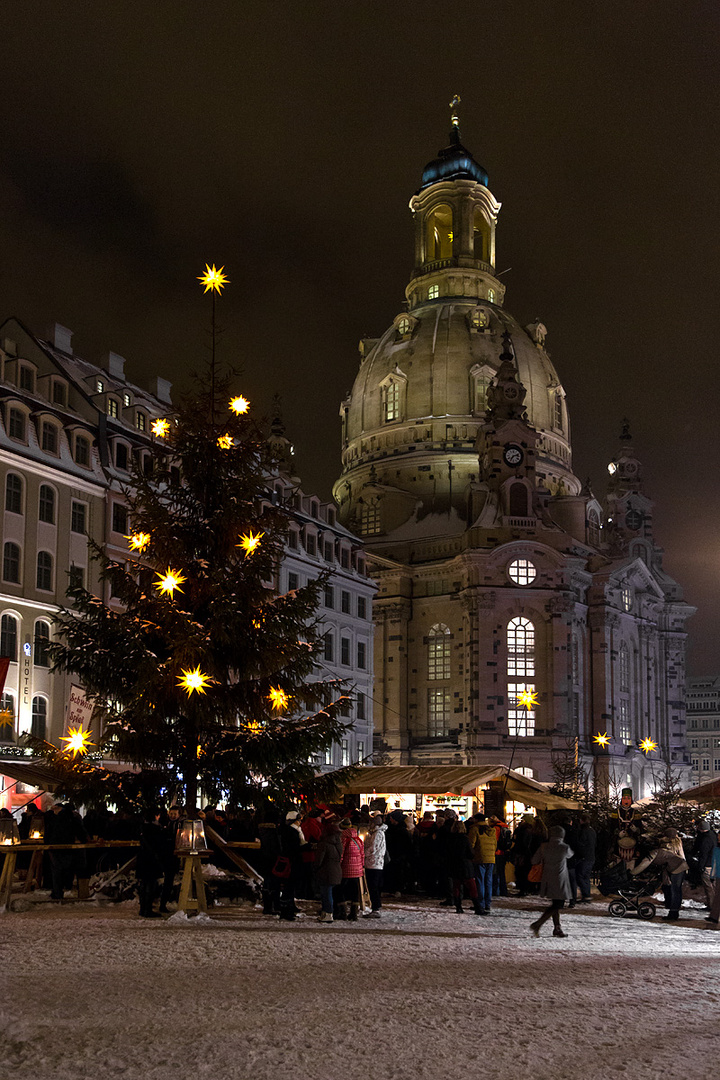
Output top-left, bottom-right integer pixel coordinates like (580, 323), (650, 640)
(397, 316), (412, 336)
(508, 558), (536, 585)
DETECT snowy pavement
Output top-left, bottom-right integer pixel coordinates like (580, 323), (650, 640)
(2, 897), (719, 1080)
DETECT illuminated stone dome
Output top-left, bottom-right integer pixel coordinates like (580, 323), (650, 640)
(333, 122), (580, 540)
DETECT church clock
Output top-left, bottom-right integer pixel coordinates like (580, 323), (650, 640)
(503, 445), (524, 467)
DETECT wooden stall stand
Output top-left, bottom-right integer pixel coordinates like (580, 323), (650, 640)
(176, 852), (209, 914)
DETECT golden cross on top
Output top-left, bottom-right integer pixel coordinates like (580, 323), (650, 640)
(449, 94), (461, 126)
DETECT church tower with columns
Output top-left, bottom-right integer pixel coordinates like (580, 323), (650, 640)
(332, 103), (693, 794)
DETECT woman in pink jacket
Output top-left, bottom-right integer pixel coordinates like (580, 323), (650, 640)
(339, 817), (365, 922)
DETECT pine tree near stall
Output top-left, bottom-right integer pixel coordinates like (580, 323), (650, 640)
(640, 760), (699, 837)
(37, 370), (352, 812)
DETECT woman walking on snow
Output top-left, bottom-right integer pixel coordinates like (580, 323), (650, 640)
(529, 825), (574, 938)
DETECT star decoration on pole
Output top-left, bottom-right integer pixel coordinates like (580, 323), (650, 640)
(593, 731), (610, 748)
(177, 667), (214, 695)
(217, 434), (234, 450)
(151, 418), (171, 438)
(238, 531), (263, 557)
(155, 568), (186, 597)
(268, 687), (289, 712)
(127, 532), (151, 553)
(59, 725), (95, 757)
(516, 689), (539, 710)
(639, 737), (658, 755)
(198, 263), (229, 294)
(229, 396), (250, 415)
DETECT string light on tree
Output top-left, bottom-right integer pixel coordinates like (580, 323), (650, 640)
(593, 731), (610, 748)
(151, 418), (171, 438)
(197, 263), (229, 294)
(127, 532), (151, 553)
(177, 666), (214, 696)
(155, 568), (186, 597)
(238, 531), (263, 557)
(639, 737), (658, 755)
(59, 726), (95, 757)
(268, 687), (289, 712)
(217, 434), (234, 450)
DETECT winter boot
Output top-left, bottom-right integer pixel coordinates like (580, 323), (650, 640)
(473, 898), (484, 915)
(334, 902), (348, 921)
(318, 910), (334, 924)
(348, 903), (359, 922)
(279, 904), (297, 921)
(455, 900), (464, 913)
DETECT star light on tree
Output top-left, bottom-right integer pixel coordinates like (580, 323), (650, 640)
(516, 689), (539, 710)
(639, 737), (658, 755)
(155, 568), (186, 597)
(59, 726), (95, 757)
(217, 434), (234, 450)
(593, 731), (610, 748)
(229, 396), (250, 415)
(198, 263), (229, 294)
(127, 532), (151, 553)
(151, 418), (171, 438)
(238, 531), (263, 556)
(268, 687), (289, 712)
(177, 667), (214, 696)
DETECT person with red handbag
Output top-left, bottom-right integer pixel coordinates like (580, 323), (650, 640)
(529, 825), (574, 938)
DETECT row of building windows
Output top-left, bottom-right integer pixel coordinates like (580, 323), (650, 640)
(5, 475), (90, 532)
(0, 614), (51, 664)
(322, 585), (368, 620)
(2, 543), (84, 591)
(322, 633), (368, 669)
(691, 758), (720, 773)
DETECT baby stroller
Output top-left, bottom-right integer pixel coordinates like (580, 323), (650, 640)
(598, 860), (662, 920)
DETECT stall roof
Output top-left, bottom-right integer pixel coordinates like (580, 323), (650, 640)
(330, 765), (579, 811)
(678, 777), (720, 804)
(0, 758), (61, 792)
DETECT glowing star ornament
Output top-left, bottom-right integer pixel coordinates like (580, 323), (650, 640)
(516, 689), (539, 710)
(639, 737), (658, 755)
(238, 531), (263, 557)
(59, 726), (94, 757)
(268, 687), (289, 712)
(593, 732), (610, 748)
(155, 568), (186, 597)
(0, 708), (14, 730)
(127, 532), (151, 553)
(229, 395), (250, 415)
(177, 667), (213, 695)
(198, 263), (229, 294)
(151, 418), (170, 438)
(217, 434), (234, 450)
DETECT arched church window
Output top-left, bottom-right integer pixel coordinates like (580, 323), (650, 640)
(473, 208), (489, 262)
(426, 204), (453, 260)
(487, 288), (496, 304)
(554, 390), (563, 431)
(382, 380), (401, 422)
(587, 510), (601, 547)
(507, 617), (535, 737)
(427, 624), (451, 680)
(428, 284), (439, 300)
(509, 482), (528, 517)
(472, 370), (492, 414)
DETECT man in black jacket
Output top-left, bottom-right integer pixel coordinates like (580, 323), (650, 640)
(690, 820), (718, 908)
(573, 813), (597, 903)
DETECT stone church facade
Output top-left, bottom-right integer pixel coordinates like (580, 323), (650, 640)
(332, 112), (693, 796)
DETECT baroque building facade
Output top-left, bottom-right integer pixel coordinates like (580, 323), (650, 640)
(333, 113), (693, 796)
(686, 677), (720, 785)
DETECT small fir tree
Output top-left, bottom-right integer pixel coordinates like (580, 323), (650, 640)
(30, 270), (352, 810)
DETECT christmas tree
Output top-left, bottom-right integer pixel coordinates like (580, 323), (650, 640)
(31, 266), (352, 811)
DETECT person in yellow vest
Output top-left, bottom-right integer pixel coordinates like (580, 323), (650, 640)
(469, 813), (496, 915)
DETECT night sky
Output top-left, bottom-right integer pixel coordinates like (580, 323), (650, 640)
(1, 2), (718, 671)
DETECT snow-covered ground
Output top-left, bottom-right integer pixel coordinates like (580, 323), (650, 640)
(2, 897), (718, 1080)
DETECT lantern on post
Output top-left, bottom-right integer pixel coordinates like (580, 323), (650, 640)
(175, 819), (208, 854)
(0, 818), (21, 846)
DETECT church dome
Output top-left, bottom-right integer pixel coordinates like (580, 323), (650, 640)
(420, 130), (489, 190)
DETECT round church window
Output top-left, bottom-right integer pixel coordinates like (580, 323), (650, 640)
(508, 558), (536, 585)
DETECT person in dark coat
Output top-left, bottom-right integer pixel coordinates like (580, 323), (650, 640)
(276, 810), (305, 920)
(447, 820), (483, 914)
(689, 820), (718, 908)
(435, 809), (457, 905)
(510, 815), (535, 896)
(529, 825), (574, 938)
(159, 805), (183, 913)
(257, 808), (283, 915)
(573, 813), (597, 903)
(384, 810), (412, 894)
(44, 802), (87, 901)
(314, 816), (342, 923)
(136, 807), (168, 918)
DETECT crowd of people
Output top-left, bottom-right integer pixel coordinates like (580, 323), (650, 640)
(4, 798), (719, 934)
